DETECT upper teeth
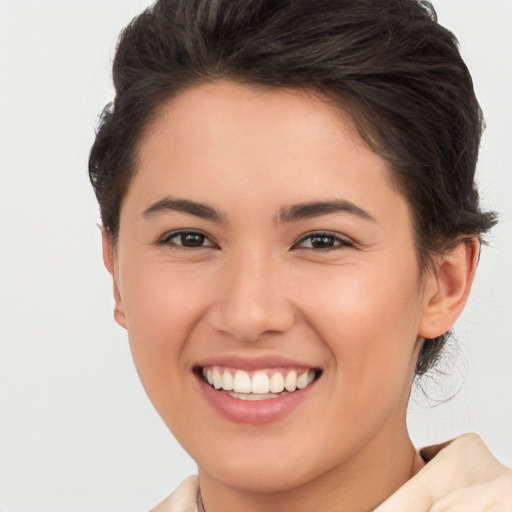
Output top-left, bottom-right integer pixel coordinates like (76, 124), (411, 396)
(203, 367), (316, 394)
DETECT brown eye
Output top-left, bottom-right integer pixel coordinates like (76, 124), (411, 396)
(309, 235), (336, 249)
(159, 230), (216, 249)
(179, 232), (206, 247)
(296, 232), (353, 251)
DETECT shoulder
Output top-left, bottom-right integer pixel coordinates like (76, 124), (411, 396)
(419, 432), (510, 482)
(375, 433), (512, 511)
(150, 475), (199, 512)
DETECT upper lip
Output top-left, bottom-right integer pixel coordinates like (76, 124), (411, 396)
(195, 353), (320, 372)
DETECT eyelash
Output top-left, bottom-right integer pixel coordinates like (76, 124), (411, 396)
(156, 230), (217, 249)
(156, 230), (354, 252)
(293, 231), (354, 251)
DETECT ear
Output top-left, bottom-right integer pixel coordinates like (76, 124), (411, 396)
(102, 229), (127, 329)
(419, 237), (479, 339)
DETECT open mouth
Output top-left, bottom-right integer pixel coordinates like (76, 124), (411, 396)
(196, 366), (321, 401)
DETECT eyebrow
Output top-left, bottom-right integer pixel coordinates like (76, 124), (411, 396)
(278, 200), (375, 223)
(143, 197), (225, 223)
(142, 197), (375, 224)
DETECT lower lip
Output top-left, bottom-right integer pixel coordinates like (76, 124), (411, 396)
(196, 374), (316, 424)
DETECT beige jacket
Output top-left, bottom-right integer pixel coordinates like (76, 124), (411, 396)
(151, 434), (512, 512)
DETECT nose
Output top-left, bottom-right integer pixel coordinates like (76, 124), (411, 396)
(207, 247), (295, 342)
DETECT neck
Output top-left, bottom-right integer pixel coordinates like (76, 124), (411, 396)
(198, 424), (424, 512)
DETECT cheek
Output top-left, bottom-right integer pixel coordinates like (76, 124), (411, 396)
(284, 263), (424, 461)
(118, 263), (213, 411)
(294, 258), (423, 390)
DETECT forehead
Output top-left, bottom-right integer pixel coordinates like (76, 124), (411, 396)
(140, 80), (360, 162)
(126, 81), (409, 225)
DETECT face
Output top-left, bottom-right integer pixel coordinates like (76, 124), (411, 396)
(108, 81), (436, 493)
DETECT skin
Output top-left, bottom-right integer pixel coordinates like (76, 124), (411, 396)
(103, 81), (478, 512)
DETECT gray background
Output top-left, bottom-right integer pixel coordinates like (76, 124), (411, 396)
(0, 1), (511, 511)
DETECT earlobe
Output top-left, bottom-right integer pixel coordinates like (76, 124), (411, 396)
(101, 229), (127, 329)
(419, 237), (479, 339)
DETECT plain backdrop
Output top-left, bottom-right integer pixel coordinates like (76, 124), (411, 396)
(0, 1), (511, 511)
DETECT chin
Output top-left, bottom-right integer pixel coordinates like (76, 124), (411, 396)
(201, 457), (319, 494)
(190, 431), (336, 494)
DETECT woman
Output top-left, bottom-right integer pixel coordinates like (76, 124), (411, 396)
(89, 0), (511, 510)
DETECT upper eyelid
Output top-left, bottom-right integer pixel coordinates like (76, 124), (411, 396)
(296, 231), (353, 243)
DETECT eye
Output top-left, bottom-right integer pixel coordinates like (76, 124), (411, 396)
(157, 230), (217, 249)
(294, 232), (354, 251)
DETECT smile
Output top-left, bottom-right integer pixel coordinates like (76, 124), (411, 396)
(201, 366), (317, 400)
(195, 357), (322, 423)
